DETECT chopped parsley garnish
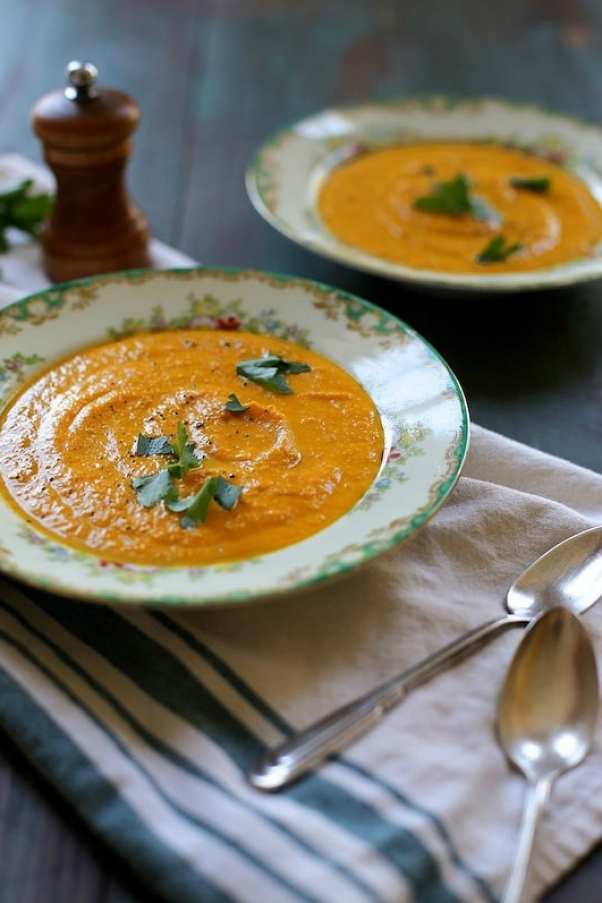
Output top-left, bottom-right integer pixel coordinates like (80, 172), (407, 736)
(135, 434), (173, 457)
(131, 422), (242, 527)
(236, 354), (311, 394)
(166, 475), (243, 529)
(224, 393), (250, 412)
(476, 234), (523, 264)
(413, 173), (500, 223)
(135, 421), (201, 478)
(166, 420), (202, 478)
(509, 176), (551, 193)
(131, 469), (178, 508)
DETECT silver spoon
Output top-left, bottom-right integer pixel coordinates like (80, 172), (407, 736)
(248, 524), (602, 791)
(497, 606), (599, 903)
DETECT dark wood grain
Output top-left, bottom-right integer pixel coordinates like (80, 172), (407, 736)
(0, 0), (602, 899)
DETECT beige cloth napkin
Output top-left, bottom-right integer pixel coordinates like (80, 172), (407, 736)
(0, 152), (601, 903)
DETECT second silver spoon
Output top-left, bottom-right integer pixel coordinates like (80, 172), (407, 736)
(497, 606), (599, 903)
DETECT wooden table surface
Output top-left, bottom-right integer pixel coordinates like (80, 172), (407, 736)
(1, 0), (602, 900)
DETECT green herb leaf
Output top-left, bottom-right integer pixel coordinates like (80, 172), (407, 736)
(135, 423), (201, 476)
(476, 234), (524, 264)
(224, 393), (250, 412)
(213, 475), (243, 510)
(413, 173), (500, 222)
(0, 179), (53, 245)
(167, 421), (202, 478)
(166, 475), (243, 528)
(166, 480), (215, 525)
(236, 354), (311, 394)
(132, 422), (243, 527)
(131, 470), (179, 507)
(509, 176), (551, 193)
(135, 434), (173, 457)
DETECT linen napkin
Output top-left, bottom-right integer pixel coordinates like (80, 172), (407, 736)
(1, 153), (602, 903)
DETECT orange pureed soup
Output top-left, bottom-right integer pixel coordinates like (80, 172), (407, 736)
(0, 330), (383, 566)
(317, 142), (602, 274)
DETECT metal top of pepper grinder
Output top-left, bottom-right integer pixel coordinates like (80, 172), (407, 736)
(64, 61), (99, 102)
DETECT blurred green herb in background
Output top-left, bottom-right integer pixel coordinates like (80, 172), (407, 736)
(0, 178), (53, 253)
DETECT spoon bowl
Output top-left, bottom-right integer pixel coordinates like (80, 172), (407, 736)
(249, 525), (602, 791)
(497, 606), (599, 903)
(506, 525), (602, 618)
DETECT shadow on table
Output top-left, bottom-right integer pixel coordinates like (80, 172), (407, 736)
(262, 238), (602, 404)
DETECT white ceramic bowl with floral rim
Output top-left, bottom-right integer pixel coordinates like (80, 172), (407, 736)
(246, 96), (602, 293)
(0, 267), (468, 607)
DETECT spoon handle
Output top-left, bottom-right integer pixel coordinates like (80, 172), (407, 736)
(248, 612), (527, 791)
(503, 775), (552, 903)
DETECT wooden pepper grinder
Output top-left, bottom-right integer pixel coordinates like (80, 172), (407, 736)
(31, 61), (151, 283)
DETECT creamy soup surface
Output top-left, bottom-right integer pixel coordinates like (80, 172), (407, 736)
(317, 142), (602, 274)
(0, 330), (383, 566)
